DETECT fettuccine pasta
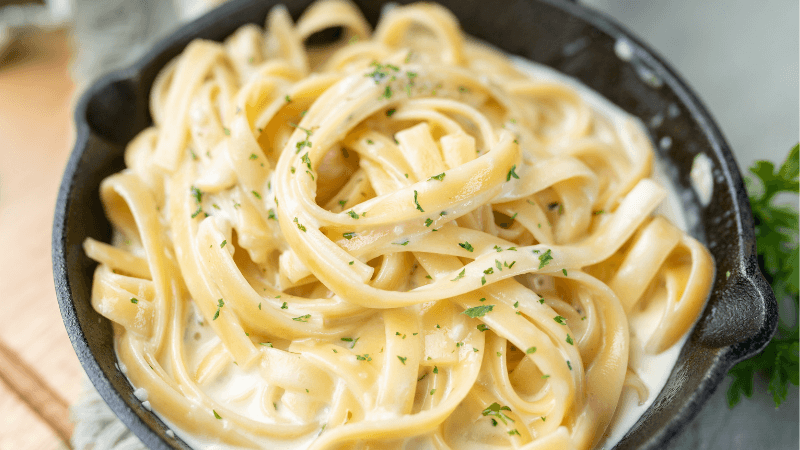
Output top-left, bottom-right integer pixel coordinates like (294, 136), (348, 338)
(84, 1), (714, 449)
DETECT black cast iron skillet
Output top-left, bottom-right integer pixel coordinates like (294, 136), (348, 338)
(52, 0), (777, 448)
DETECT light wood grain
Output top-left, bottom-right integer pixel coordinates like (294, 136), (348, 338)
(0, 30), (82, 449)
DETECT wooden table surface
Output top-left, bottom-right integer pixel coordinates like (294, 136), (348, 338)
(0, 30), (84, 450)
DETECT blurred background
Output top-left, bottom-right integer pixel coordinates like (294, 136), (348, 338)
(0, 0), (796, 449)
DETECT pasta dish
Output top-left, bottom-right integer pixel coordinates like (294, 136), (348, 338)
(84, 1), (714, 448)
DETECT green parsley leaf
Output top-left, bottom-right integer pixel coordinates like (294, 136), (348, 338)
(414, 190), (425, 212)
(727, 144), (799, 408)
(459, 241), (474, 252)
(507, 164), (519, 181)
(462, 305), (494, 318)
(538, 249), (553, 269)
(429, 172), (446, 181)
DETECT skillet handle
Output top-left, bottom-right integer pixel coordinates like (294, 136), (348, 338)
(696, 252), (778, 362)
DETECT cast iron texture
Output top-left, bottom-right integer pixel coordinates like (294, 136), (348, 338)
(53, 0), (777, 449)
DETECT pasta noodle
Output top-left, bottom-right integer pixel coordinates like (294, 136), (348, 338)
(84, 1), (714, 449)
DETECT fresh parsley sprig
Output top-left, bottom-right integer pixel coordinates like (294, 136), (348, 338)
(727, 144), (799, 408)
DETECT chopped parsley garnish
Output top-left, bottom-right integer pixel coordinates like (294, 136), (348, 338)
(343, 232), (355, 240)
(430, 389), (436, 395)
(397, 355), (407, 365)
(481, 402), (514, 425)
(526, 347), (536, 354)
(413, 190), (424, 212)
(190, 186), (203, 203)
(285, 95), (291, 103)
(477, 324), (489, 332)
(508, 429), (521, 436)
(220, 240), (227, 248)
(356, 354), (372, 361)
(267, 209), (276, 220)
(293, 217), (307, 232)
(213, 409), (222, 419)
(513, 301), (519, 308)
(394, 240), (410, 246)
(562, 269), (568, 276)
(459, 241), (474, 252)
(429, 172), (446, 181)
(566, 334), (574, 345)
(252, 190), (262, 199)
(223, 128), (231, 136)
(567, 360), (572, 370)
(281, 302), (288, 309)
(506, 164), (519, 181)
(538, 249), (553, 269)
(130, 298), (138, 304)
(425, 218), (434, 227)
(386, 107), (395, 115)
(554, 316), (566, 325)
(347, 210), (360, 219)
(292, 314), (311, 322)
(260, 342), (272, 347)
(462, 304), (494, 318)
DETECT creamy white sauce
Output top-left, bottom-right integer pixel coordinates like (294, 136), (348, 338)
(131, 50), (704, 450)
(690, 152), (714, 207)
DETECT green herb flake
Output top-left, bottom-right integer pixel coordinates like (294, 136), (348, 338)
(462, 304), (495, 318)
(451, 269), (466, 281)
(429, 172), (446, 181)
(562, 269), (568, 276)
(281, 302), (288, 310)
(538, 249), (553, 269)
(347, 210), (360, 219)
(292, 314), (311, 322)
(397, 355), (407, 365)
(220, 240), (227, 248)
(213, 409), (222, 419)
(477, 324), (489, 332)
(252, 190), (262, 199)
(459, 241), (474, 252)
(526, 347), (536, 354)
(343, 232), (356, 240)
(481, 402), (514, 425)
(506, 164), (520, 181)
(413, 190), (425, 212)
(566, 334), (574, 345)
(425, 218), (434, 227)
(130, 298), (138, 304)
(554, 316), (566, 325)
